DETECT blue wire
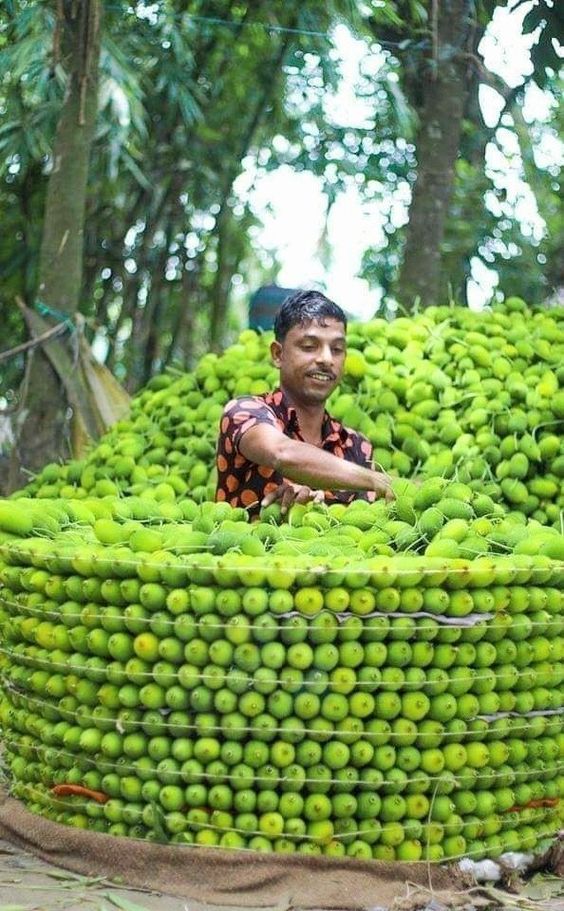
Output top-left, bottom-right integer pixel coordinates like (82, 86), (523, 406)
(34, 300), (75, 330)
(107, 8), (412, 49)
(186, 14), (331, 40)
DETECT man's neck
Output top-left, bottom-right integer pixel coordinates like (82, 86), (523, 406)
(280, 385), (326, 446)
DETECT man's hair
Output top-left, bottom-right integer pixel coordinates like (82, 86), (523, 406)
(273, 290), (347, 341)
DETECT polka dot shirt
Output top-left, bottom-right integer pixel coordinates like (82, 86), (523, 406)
(216, 388), (375, 518)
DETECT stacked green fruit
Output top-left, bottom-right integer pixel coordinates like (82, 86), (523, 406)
(0, 502), (562, 860)
(3, 475), (564, 564)
(17, 300), (564, 526)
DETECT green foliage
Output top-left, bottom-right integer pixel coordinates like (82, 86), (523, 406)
(518, 0), (564, 88)
(356, 0), (562, 309)
(3, 0), (403, 399)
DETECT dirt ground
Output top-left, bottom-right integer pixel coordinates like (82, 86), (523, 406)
(0, 837), (563, 911)
(0, 837), (191, 911)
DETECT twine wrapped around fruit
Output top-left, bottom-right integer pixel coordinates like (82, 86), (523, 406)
(0, 496), (562, 863)
(2, 298), (563, 864)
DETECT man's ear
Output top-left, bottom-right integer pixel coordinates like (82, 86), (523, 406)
(270, 339), (282, 367)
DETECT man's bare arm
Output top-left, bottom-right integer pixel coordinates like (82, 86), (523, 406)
(238, 423), (393, 497)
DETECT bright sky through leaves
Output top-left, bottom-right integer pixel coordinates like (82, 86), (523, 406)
(238, 4), (562, 317)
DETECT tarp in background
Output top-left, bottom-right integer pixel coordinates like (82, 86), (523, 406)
(18, 302), (130, 458)
(0, 792), (469, 909)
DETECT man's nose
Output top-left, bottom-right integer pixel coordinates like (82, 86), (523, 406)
(316, 345), (333, 364)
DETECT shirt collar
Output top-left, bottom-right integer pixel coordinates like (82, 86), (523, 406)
(267, 388), (349, 444)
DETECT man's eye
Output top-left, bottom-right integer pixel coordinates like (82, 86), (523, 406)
(333, 348), (345, 355)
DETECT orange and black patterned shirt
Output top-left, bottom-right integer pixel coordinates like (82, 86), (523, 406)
(216, 388), (375, 517)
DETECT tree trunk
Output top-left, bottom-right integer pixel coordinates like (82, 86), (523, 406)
(140, 240), (172, 388)
(208, 204), (232, 352)
(9, 0), (101, 490)
(397, 0), (473, 309)
(207, 25), (295, 350)
(164, 259), (200, 370)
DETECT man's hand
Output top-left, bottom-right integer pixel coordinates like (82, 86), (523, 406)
(261, 482), (325, 515)
(372, 471), (395, 502)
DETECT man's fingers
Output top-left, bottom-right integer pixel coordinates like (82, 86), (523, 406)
(262, 484), (330, 512)
(372, 471), (395, 502)
(261, 487), (282, 508)
(380, 485), (395, 501)
(295, 486), (314, 505)
(372, 482), (395, 502)
(280, 486), (297, 514)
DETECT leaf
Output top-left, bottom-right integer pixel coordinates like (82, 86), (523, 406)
(43, 870), (83, 881)
(523, 874), (564, 901)
(148, 798), (168, 844)
(104, 894), (153, 911)
(386, 75), (417, 139)
(121, 150), (152, 190)
(42, 869), (107, 885)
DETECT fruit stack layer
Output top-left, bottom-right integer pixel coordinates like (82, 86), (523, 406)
(1, 519), (563, 862)
(18, 301), (564, 530)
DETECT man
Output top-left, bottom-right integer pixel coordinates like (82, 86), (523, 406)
(216, 289), (393, 518)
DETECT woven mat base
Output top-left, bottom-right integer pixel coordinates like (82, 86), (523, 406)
(0, 792), (469, 908)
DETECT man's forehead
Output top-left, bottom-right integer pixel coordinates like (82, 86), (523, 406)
(288, 318), (346, 339)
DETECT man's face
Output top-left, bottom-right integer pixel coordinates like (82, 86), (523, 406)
(271, 318), (347, 405)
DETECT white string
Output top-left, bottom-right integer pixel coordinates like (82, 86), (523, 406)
(4, 733), (563, 789)
(3, 650), (564, 695)
(2, 546), (562, 583)
(13, 780), (562, 858)
(2, 593), (564, 634)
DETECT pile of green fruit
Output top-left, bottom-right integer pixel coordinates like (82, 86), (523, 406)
(1, 298), (563, 862)
(18, 300), (564, 527)
(0, 494), (563, 861)
(3, 468), (564, 562)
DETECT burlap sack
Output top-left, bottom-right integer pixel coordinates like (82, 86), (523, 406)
(0, 791), (469, 908)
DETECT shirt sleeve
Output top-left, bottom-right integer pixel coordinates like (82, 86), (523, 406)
(219, 397), (279, 457)
(329, 431), (375, 504)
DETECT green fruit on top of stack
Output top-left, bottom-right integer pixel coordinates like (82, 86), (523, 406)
(0, 493), (562, 859)
(2, 482), (563, 565)
(14, 301), (564, 527)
